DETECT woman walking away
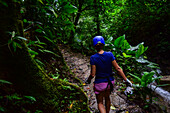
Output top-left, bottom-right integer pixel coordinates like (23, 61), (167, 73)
(85, 36), (132, 113)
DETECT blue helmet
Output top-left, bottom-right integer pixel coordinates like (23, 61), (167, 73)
(93, 36), (105, 46)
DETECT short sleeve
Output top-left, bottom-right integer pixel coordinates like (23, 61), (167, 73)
(110, 52), (115, 61)
(90, 56), (95, 65)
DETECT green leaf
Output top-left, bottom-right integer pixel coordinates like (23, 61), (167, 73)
(38, 0), (44, 4)
(0, 79), (12, 84)
(136, 58), (149, 63)
(129, 73), (141, 82)
(23, 19), (27, 23)
(43, 50), (60, 57)
(63, 4), (78, 14)
(156, 84), (170, 87)
(135, 44), (146, 58)
(43, 36), (53, 43)
(28, 49), (39, 55)
(144, 105), (149, 109)
(122, 52), (132, 58)
(35, 29), (43, 33)
(16, 36), (27, 41)
(144, 46), (148, 51)
(0, 1), (8, 7)
(152, 76), (162, 81)
(121, 40), (130, 50)
(50, 8), (58, 18)
(0, 106), (5, 112)
(12, 42), (17, 52)
(35, 44), (44, 49)
(114, 35), (125, 48)
(141, 71), (155, 87)
(36, 25), (43, 30)
(8, 39), (12, 44)
(24, 96), (36, 101)
(15, 42), (22, 49)
(35, 59), (45, 66)
(105, 36), (113, 43)
(6, 94), (22, 100)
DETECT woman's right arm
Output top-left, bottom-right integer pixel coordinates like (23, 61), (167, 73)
(112, 60), (132, 86)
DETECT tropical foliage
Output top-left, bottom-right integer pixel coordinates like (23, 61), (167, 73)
(0, 0), (169, 112)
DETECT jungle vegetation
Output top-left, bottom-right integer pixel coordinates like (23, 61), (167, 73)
(0, 0), (169, 112)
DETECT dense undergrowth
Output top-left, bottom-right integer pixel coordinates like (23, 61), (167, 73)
(0, 0), (90, 112)
(0, 0), (169, 112)
(72, 34), (169, 111)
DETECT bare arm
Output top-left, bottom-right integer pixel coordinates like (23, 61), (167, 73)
(112, 60), (127, 81)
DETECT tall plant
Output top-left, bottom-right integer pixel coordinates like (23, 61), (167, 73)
(105, 35), (162, 106)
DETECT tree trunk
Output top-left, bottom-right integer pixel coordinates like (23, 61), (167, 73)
(69, 0), (83, 44)
(94, 0), (100, 35)
(0, 1), (90, 112)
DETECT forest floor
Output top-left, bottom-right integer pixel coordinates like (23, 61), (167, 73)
(59, 44), (143, 113)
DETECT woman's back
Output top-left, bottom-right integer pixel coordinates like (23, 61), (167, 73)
(90, 51), (115, 83)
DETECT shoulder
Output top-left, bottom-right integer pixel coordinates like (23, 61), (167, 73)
(105, 51), (115, 60)
(91, 53), (98, 57)
(105, 51), (114, 55)
(90, 53), (97, 59)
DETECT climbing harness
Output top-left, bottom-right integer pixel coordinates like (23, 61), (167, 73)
(95, 75), (114, 93)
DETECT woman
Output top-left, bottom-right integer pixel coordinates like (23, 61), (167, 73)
(86, 36), (132, 113)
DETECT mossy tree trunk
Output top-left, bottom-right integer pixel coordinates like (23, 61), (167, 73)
(0, 1), (90, 112)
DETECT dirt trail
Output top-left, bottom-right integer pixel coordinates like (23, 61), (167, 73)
(59, 45), (142, 113)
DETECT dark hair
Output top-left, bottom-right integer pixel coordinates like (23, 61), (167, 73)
(94, 43), (104, 52)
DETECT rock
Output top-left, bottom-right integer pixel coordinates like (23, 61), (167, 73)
(111, 92), (126, 108)
(160, 76), (170, 83)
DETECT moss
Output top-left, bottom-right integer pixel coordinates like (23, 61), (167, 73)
(0, 1), (90, 112)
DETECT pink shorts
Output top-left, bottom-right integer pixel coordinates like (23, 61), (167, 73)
(94, 80), (115, 94)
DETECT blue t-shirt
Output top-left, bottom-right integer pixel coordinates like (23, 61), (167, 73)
(90, 51), (115, 83)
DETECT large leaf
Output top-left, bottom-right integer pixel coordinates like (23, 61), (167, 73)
(63, 3), (78, 14)
(135, 44), (148, 58)
(114, 35), (125, 48)
(121, 40), (130, 50)
(141, 71), (155, 87)
(129, 42), (144, 51)
(136, 58), (149, 63)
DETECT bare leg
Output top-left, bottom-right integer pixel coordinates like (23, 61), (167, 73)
(105, 89), (111, 113)
(96, 91), (106, 113)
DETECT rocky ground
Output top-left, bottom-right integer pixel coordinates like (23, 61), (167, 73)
(59, 45), (144, 113)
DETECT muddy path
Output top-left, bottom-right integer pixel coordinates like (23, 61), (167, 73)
(59, 45), (143, 113)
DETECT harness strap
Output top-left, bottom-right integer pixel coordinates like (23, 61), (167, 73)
(106, 77), (113, 93)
